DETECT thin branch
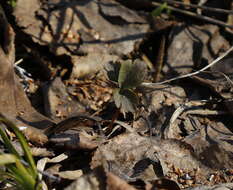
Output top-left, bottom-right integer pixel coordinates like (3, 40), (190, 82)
(151, 1), (233, 29)
(185, 109), (226, 115)
(160, 0), (233, 15)
(15, 59), (23, 65)
(141, 46), (233, 87)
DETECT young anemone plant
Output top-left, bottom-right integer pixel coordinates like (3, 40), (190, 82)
(105, 59), (147, 116)
(0, 114), (41, 190)
(151, 2), (171, 18)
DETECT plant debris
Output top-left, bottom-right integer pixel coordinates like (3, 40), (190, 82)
(0, 0), (233, 189)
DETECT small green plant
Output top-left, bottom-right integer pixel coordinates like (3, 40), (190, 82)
(105, 60), (146, 116)
(151, 2), (171, 18)
(0, 114), (41, 190)
(7, 0), (17, 8)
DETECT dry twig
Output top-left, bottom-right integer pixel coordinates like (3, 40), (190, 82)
(142, 46), (233, 88)
(161, 0), (233, 15)
(151, 1), (233, 29)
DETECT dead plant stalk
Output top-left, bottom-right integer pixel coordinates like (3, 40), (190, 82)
(141, 45), (233, 87)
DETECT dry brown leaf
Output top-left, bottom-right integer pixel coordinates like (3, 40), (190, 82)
(53, 170), (83, 180)
(37, 153), (68, 180)
(31, 147), (54, 157)
(184, 183), (233, 190)
(91, 133), (212, 184)
(0, 5), (54, 144)
(141, 85), (186, 136)
(65, 167), (106, 190)
(164, 24), (229, 77)
(107, 172), (137, 190)
(10, 141), (53, 157)
(184, 120), (233, 170)
(14, 0), (150, 78)
(43, 77), (85, 121)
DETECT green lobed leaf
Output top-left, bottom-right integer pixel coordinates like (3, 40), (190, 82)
(118, 59), (146, 89)
(113, 88), (139, 115)
(118, 60), (133, 88)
